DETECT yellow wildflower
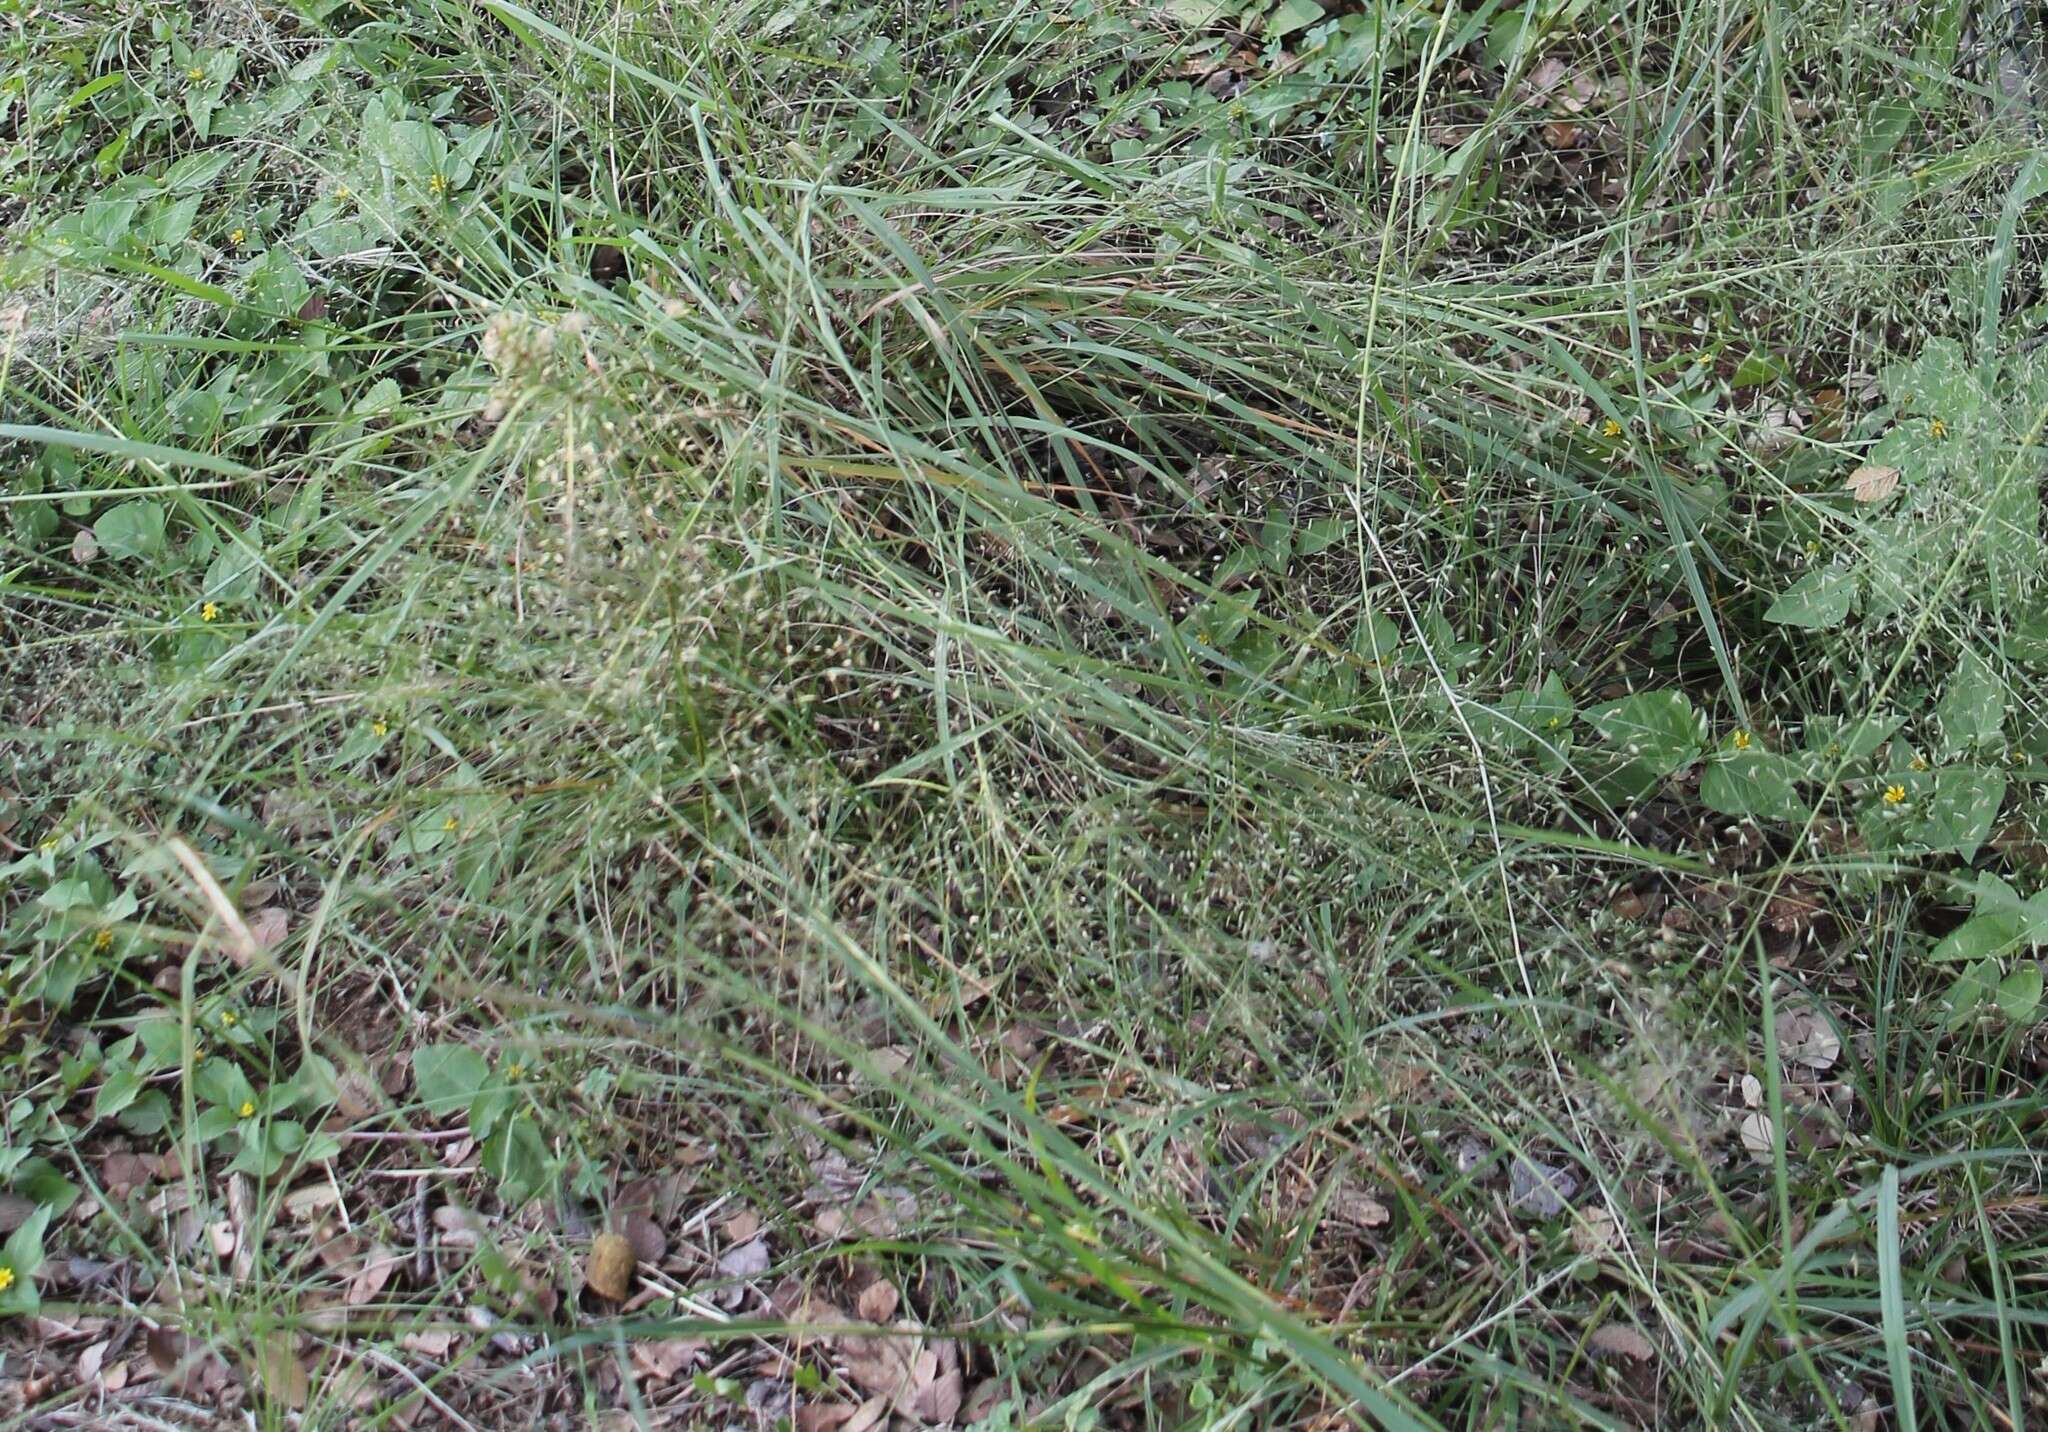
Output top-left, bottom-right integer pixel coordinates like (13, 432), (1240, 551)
(442, 814), (460, 832)
(0, 1267), (14, 1292)
(221, 1011), (237, 1027)
(372, 718), (388, 737)
(1601, 419), (1623, 438)
(1882, 784), (1906, 805)
(507, 1062), (525, 1079)
(427, 173), (449, 196)
(238, 1100), (256, 1118)
(334, 184), (351, 201)
(1929, 418), (1947, 439)
(1909, 755), (1929, 771)
(201, 601), (219, 622)
(93, 928), (114, 951)
(1731, 730), (1752, 751)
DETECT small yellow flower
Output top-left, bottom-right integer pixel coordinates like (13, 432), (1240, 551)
(93, 928), (114, 951)
(1695, 351), (1712, 365)
(37, 835), (58, 854)
(506, 1062), (525, 1079)
(334, 184), (351, 201)
(1601, 419), (1623, 438)
(1883, 784), (1907, 805)
(220, 1011), (237, 1027)
(371, 718), (388, 737)
(1929, 418), (1947, 439)
(1545, 715), (1562, 729)
(229, 228), (246, 246)
(427, 173), (449, 196)
(1804, 540), (1820, 555)
(200, 601), (219, 623)
(0, 1267), (14, 1293)
(1909, 755), (1929, 771)
(1731, 730), (1752, 751)
(186, 67), (205, 83)
(442, 814), (460, 832)
(238, 1100), (256, 1118)
(1826, 742), (1842, 757)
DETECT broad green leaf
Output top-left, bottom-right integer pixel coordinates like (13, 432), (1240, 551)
(1267, 0), (1324, 36)
(1905, 768), (2007, 859)
(411, 1044), (489, 1117)
(1700, 751), (1808, 822)
(1996, 964), (2043, 1022)
(1765, 568), (1855, 630)
(1584, 689), (1701, 774)
(1947, 956), (1999, 1028)
(1805, 711), (1901, 763)
(1937, 651), (2003, 752)
(93, 500), (168, 561)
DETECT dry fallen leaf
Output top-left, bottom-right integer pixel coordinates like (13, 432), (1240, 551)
(1588, 1322), (1656, 1362)
(346, 1243), (403, 1306)
(1739, 1110), (1776, 1157)
(723, 1208), (762, 1243)
(855, 1279), (900, 1324)
(250, 1330), (310, 1409)
(584, 1232), (637, 1302)
(1844, 463), (1900, 504)
(401, 1329), (455, 1358)
(249, 906), (290, 951)
(1775, 1005), (1842, 1071)
(70, 528), (99, 564)
(716, 1236), (770, 1281)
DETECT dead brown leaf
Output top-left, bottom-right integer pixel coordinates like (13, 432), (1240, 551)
(1844, 464), (1900, 504)
(1588, 1323), (1656, 1362)
(628, 1337), (703, 1382)
(247, 906), (290, 951)
(585, 1232), (636, 1302)
(250, 1330), (310, 1409)
(346, 1242), (403, 1306)
(855, 1279), (900, 1324)
(1775, 1004), (1842, 1071)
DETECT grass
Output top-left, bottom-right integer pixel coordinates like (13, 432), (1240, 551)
(4, 0), (2048, 1425)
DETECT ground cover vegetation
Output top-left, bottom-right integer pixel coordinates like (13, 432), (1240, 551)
(5, 0), (2048, 1426)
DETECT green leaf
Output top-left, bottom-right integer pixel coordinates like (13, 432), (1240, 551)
(412, 1044), (490, 1118)
(0, 1207), (50, 1318)
(481, 1114), (551, 1205)
(1584, 689), (1701, 774)
(93, 500), (169, 561)
(1947, 956), (1999, 1028)
(1936, 651), (2004, 753)
(1905, 769), (2007, 860)
(1731, 352), (1788, 388)
(1765, 568), (1856, 630)
(1805, 710), (1902, 764)
(1267, 0), (1324, 36)
(1996, 964), (2043, 1022)
(1700, 751), (1808, 822)
(93, 1067), (145, 1120)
